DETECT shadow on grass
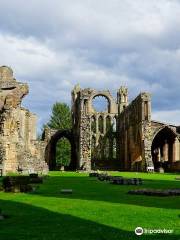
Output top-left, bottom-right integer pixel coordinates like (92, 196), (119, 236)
(0, 199), (179, 240)
(32, 176), (180, 210)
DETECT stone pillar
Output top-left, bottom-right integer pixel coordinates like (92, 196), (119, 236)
(163, 140), (168, 162)
(103, 115), (106, 134)
(157, 148), (161, 161)
(124, 130), (128, 169)
(173, 138), (179, 162)
(95, 134), (98, 147)
(79, 114), (91, 171)
(96, 115), (98, 134)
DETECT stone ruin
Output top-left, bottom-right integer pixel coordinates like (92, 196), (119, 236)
(0, 66), (48, 175)
(0, 66), (180, 175)
(69, 84), (180, 172)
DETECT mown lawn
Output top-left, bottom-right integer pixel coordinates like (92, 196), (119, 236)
(0, 171), (179, 240)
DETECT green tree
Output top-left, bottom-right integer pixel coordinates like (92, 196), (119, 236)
(46, 102), (72, 167)
(47, 102), (72, 130)
(56, 138), (71, 166)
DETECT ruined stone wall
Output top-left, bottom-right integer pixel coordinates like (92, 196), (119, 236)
(151, 120), (180, 172)
(72, 85), (119, 170)
(72, 84), (180, 172)
(2, 65), (179, 173)
(118, 92), (153, 171)
(0, 66), (48, 175)
(72, 86), (92, 170)
(71, 84), (81, 168)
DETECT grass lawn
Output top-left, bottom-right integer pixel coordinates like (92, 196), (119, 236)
(0, 171), (179, 240)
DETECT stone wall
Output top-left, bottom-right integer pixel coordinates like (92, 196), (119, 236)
(0, 66), (48, 175)
(72, 85), (120, 171)
(118, 92), (153, 171)
(1, 66), (179, 173)
(151, 120), (180, 172)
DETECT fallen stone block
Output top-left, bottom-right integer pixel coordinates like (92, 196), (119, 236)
(89, 172), (99, 177)
(128, 188), (180, 197)
(175, 177), (180, 180)
(2, 176), (32, 192)
(60, 189), (73, 194)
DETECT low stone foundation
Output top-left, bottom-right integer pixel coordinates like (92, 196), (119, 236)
(128, 189), (180, 196)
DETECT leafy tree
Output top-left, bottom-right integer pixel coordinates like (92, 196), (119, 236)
(46, 102), (72, 167)
(47, 102), (72, 130)
(56, 138), (71, 166)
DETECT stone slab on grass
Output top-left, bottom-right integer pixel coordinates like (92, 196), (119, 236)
(128, 188), (180, 197)
(175, 177), (180, 180)
(60, 189), (73, 194)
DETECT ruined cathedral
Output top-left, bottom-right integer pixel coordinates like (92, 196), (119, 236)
(0, 66), (180, 175)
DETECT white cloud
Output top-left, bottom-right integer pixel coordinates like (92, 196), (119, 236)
(0, 34), (59, 76)
(1, 0), (180, 130)
(152, 110), (180, 126)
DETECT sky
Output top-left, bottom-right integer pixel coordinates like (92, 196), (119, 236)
(1, 0), (180, 132)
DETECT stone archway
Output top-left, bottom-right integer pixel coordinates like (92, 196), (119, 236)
(45, 129), (77, 170)
(92, 94), (111, 113)
(151, 126), (178, 171)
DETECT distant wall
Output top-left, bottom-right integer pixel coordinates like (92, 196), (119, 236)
(118, 92), (153, 171)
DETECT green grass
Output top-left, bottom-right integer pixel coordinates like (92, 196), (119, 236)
(0, 171), (179, 240)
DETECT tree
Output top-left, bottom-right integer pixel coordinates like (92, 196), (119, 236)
(46, 102), (72, 167)
(47, 102), (72, 130)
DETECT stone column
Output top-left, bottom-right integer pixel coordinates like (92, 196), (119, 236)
(103, 115), (106, 134)
(173, 138), (179, 162)
(124, 130), (128, 169)
(163, 140), (168, 162)
(96, 115), (98, 134)
(157, 148), (161, 161)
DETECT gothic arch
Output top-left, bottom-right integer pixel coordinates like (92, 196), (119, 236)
(91, 94), (111, 113)
(45, 129), (77, 170)
(152, 125), (177, 141)
(151, 126), (178, 171)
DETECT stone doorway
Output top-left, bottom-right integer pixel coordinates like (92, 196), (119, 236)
(151, 127), (178, 171)
(45, 130), (77, 170)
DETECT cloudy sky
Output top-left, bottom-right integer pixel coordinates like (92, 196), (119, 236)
(1, 0), (180, 132)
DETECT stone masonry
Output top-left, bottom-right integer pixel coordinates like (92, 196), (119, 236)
(1, 66), (180, 174)
(0, 66), (48, 175)
(70, 84), (180, 172)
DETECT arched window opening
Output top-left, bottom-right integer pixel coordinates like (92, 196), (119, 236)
(112, 117), (116, 132)
(104, 138), (110, 159)
(98, 135), (103, 159)
(106, 116), (111, 132)
(84, 99), (88, 113)
(91, 116), (96, 133)
(98, 116), (103, 133)
(144, 101), (148, 120)
(151, 127), (177, 172)
(91, 136), (96, 160)
(113, 138), (116, 159)
(123, 94), (127, 102)
(92, 95), (110, 112)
